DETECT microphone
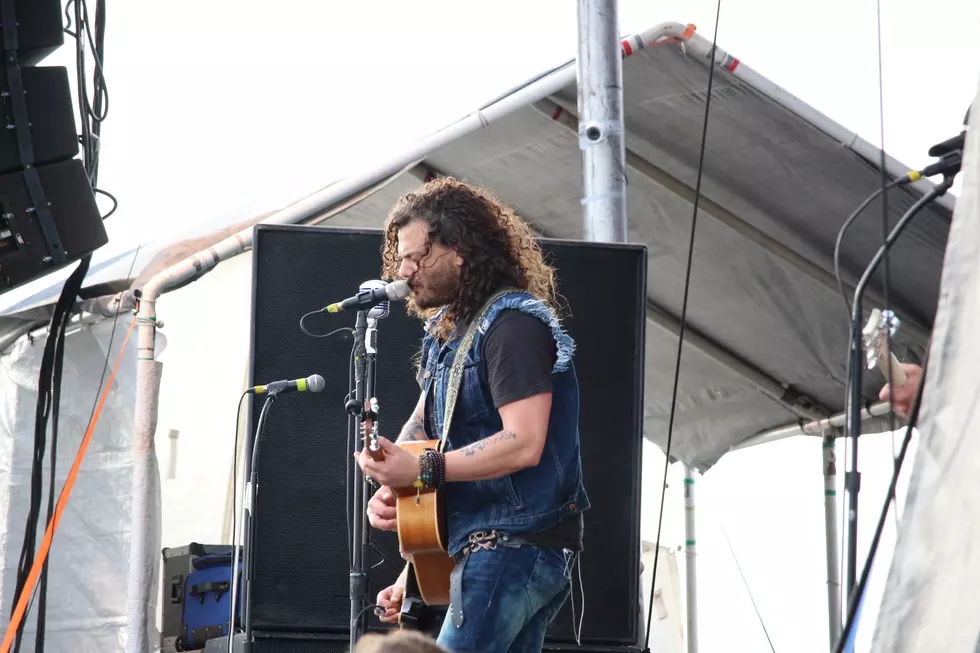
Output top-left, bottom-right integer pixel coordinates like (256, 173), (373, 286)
(249, 374), (325, 395)
(325, 280), (411, 313)
(359, 280), (391, 319)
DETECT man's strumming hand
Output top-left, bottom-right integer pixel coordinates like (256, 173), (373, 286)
(367, 485), (398, 532)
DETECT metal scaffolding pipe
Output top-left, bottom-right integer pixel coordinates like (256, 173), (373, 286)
(733, 401), (896, 451)
(576, 0), (628, 242)
(823, 431), (843, 648)
(683, 465), (699, 653)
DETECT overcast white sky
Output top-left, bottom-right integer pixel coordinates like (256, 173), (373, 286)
(18, 1), (980, 651)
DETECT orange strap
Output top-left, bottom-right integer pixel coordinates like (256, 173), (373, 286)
(0, 315), (137, 653)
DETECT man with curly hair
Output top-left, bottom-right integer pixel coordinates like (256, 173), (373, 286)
(353, 178), (589, 653)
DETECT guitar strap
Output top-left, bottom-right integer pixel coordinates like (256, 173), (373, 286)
(437, 287), (522, 452)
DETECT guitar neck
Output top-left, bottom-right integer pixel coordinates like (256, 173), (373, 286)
(877, 351), (907, 387)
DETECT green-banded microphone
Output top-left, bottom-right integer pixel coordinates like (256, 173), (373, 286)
(249, 373), (325, 395)
(324, 280), (411, 313)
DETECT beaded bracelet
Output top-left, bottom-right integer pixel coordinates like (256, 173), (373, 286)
(413, 448), (445, 504)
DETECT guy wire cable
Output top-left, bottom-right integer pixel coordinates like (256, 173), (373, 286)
(643, 0), (722, 649)
(873, 0), (901, 521)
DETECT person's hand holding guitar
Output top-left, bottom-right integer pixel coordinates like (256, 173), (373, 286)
(863, 309), (922, 420)
(879, 363), (923, 419)
(367, 486), (398, 532)
(374, 584), (405, 624)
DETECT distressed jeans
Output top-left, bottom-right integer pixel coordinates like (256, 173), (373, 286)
(436, 544), (572, 653)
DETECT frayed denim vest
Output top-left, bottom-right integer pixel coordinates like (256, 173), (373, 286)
(420, 292), (590, 556)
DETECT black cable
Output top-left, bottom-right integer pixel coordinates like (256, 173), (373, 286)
(348, 341), (355, 568)
(299, 310), (353, 340)
(873, 0), (901, 518)
(833, 182), (899, 318)
(10, 254), (90, 653)
(94, 188), (118, 219)
(228, 388), (248, 633)
(355, 604), (383, 623)
(64, 0), (110, 189)
(35, 302), (70, 653)
(833, 346), (928, 653)
(643, 2), (721, 649)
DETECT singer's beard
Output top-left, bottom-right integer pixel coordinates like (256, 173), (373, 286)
(412, 269), (460, 310)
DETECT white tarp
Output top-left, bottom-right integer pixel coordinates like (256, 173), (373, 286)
(869, 77), (979, 652)
(0, 316), (149, 652)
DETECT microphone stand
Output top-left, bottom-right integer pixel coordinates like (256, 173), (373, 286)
(238, 391), (280, 653)
(843, 173), (954, 599)
(346, 309), (382, 650)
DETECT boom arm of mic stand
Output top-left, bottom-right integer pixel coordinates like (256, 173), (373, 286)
(842, 175), (952, 597)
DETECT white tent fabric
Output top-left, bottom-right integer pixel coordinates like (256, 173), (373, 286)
(868, 77), (980, 652)
(0, 316), (146, 652)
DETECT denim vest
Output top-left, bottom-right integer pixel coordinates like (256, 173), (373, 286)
(419, 292), (591, 556)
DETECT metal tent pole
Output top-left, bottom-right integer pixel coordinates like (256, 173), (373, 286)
(576, 0), (628, 242)
(683, 465), (699, 653)
(823, 430), (843, 648)
(577, 0), (638, 644)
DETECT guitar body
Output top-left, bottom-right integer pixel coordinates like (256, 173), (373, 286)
(393, 440), (455, 607)
(398, 564), (449, 634)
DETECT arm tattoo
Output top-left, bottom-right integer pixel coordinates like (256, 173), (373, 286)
(460, 430), (518, 457)
(396, 413), (427, 442)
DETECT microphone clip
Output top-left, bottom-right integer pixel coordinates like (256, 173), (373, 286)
(921, 148), (963, 181)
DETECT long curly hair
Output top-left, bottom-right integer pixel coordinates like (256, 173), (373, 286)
(381, 177), (558, 341)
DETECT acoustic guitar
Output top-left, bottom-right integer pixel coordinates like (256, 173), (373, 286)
(361, 415), (455, 614)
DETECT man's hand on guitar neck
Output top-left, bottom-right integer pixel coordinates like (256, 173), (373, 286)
(367, 486), (398, 531)
(356, 438), (422, 488)
(879, 363), (923, 419)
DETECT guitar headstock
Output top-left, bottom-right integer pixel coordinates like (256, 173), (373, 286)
(361, 397), (386, 462)
(861, 308), (907, 387)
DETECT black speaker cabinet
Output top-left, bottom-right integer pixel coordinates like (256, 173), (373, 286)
(247, 225), (646, 648)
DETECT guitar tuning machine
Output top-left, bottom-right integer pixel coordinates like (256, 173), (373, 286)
(880, 309), (901, 336)
(363, 397), (379, 421)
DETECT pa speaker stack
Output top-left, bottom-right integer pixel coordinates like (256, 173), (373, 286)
(0, 0), (107, 295)
(247, 224), (648, 652)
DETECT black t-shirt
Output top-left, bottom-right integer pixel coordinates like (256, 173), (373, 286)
(420, 310), (584, 551)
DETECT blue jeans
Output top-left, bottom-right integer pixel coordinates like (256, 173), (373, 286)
(436, 545), (571, 653)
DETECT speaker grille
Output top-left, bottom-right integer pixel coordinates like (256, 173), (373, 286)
(249, 225), (645, 646)
(249, 228), (415, 632)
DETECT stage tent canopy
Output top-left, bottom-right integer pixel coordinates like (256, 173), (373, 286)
(0, 20), (955, 475)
